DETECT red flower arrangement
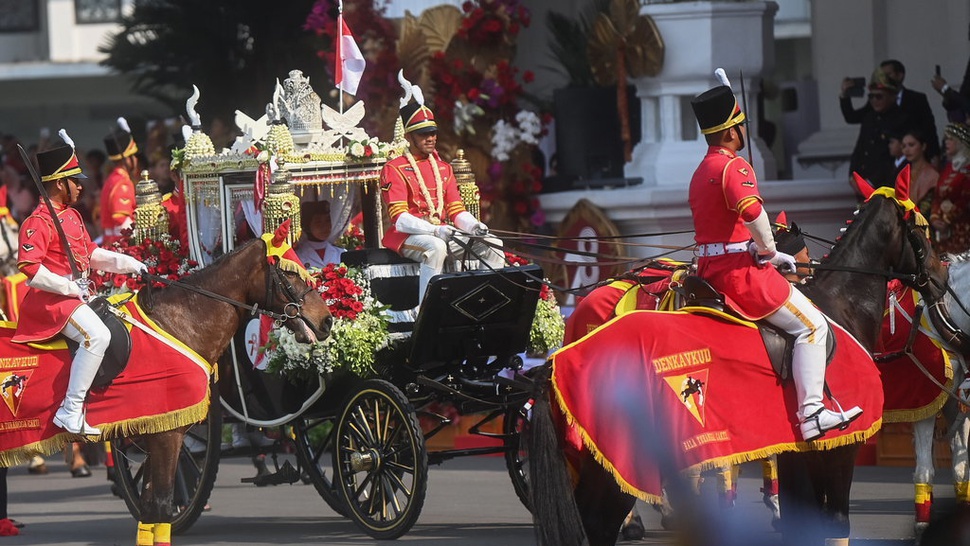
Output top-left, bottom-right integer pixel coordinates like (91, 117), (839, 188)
(314, 263), (364, 320)
(90, 231), (199, 295)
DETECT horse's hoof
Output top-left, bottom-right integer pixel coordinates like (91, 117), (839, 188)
(621, 514), (645, 540)
(71, 465), (92, 478)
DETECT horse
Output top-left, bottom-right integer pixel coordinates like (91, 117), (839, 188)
(15, 234), (331, 545)
(0, 214), (20, 320)
(902, 253), (970, 540)
(529, 176), (950, 546)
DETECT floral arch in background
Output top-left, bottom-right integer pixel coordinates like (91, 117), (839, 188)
(305, 0), (546, 233)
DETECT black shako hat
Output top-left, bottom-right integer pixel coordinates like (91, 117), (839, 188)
(37, 145), (86, 183)
(691, 85), (746, 135)
(400, 102), (437, 135)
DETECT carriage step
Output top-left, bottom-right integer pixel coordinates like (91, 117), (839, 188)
(241, 460), (301, 487)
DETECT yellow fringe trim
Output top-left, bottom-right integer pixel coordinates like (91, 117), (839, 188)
(550, 360), (881, 504)
(0, 395), (209, 468)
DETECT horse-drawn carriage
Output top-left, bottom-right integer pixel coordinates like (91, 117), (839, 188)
(108, 73), (543, 539)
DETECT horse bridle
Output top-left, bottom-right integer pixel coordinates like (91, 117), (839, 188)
(264, 263), (318, 328)
(142, 262), (318, 326)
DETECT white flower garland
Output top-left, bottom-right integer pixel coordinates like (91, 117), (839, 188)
(405, 151), (445, 223)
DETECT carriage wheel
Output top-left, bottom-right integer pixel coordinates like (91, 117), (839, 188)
(333, 379), (427, 540)
(292, 415), (348, 517)
(504, 404), (532, 512)
(111, 386), (222, 534)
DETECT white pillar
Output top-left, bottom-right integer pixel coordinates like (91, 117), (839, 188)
(627, 1), (778, 187)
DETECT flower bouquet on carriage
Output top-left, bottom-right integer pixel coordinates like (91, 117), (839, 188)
(261, 262), (391, 383)
(505, 251), (565, 358)
(89, 230), (199, 296)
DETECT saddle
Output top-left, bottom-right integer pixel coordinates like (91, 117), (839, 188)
(64, 297), (131, 389)
(677, 275), (836, 381)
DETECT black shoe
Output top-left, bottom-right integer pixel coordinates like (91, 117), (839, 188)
(71, 465), (92, 478)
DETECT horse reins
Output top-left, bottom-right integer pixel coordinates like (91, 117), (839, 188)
(142, 266), (314, 326)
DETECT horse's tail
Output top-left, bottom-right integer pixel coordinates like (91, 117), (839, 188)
(529, 364), (589, 546)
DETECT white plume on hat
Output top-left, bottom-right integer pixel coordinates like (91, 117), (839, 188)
(397, 70), (413, 108)
(117, 116), (132, 134)
(58, 128), (75, 149)
(714, 68), (731, 88)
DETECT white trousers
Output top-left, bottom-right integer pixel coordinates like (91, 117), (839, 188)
(764, 288), (829, 418)
(62, 304), (111, 360)
(399, 233), (505, 302)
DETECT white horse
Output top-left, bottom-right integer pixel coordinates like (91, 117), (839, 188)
(909, 255), (970, 540)
(0, 214), (20, 319)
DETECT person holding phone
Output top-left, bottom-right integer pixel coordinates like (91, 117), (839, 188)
(932, 60), (970, 123)
(880, 60), (939, 163)
(840, 67), (910, 191)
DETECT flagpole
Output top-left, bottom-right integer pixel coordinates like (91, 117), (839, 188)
(338, 0), (345, 117)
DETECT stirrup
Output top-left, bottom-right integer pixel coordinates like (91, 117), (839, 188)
(799, 406), (862, 442)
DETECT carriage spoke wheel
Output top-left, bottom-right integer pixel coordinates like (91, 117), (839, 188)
(293, 415), (347, 517)
(333, 379), (427, 540)
(111, 385), (222, 534)
(504, 405), (531, 512)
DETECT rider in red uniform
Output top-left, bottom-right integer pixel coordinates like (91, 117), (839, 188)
(13, 135), (146, 435)
(380, 77), (504, 303)
(101, 118), (139, 245)
(688, 79), (862, 441)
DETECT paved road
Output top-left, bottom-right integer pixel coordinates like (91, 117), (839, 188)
(1, 454), (952, 545)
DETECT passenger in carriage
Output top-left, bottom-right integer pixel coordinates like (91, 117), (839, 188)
(295, 199), (344, 269)
(380, 77), (505, 304)
(689, 75), (863, 441)
(101, 118), (141, 246)
(12, 134), (147, 436)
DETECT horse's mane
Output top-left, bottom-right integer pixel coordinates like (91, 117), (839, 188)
(801, 196), (888, 289)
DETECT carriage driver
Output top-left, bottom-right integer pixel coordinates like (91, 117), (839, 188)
(12, 135), (146, 436)
(688, 78), (863, 441)
(379, 81), (505, 304)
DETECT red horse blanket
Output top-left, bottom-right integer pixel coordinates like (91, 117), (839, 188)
(0, 297), (212, 467)
(551, 307), (883, 503)
(876, 282), (954, 422)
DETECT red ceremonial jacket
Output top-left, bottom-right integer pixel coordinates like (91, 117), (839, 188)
(101, 166), (135, 245)
(688, 146), (790, 320)
(379, 154), (466, 252)
(13, 202), (96, 343)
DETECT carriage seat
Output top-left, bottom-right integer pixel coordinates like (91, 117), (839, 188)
(341, 249), (420, 334)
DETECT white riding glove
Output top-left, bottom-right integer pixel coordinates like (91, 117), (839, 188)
(91, 247), (147, 274)
(767, 250), (797, 274)
(435, 224), (456, 241)
(454, 211), (489, 236)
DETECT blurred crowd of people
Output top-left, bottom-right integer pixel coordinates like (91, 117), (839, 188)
(842, 59), (970, 256)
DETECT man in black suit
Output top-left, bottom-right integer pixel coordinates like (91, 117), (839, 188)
(882, 59), (941, 163)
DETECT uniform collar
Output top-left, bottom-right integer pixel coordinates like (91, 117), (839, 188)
(709, 145), (737, 159)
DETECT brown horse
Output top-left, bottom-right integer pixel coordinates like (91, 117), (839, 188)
(530, 177), (950, 546)
(119, 237), (332, 545)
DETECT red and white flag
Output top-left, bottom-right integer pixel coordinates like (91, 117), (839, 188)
(335, 16), (366, 96)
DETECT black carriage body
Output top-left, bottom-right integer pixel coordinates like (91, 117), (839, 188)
(407, 265), (542, 371)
